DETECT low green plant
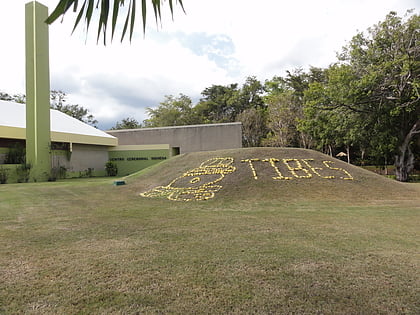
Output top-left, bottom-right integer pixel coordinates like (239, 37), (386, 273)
(49, 166), (67, 181)
(79, 168), (94, 178)
(105, 161), (118, 176)
(0, 167), (9, 184)
(16, 163), (31, 183)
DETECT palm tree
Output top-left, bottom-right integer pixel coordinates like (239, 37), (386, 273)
(45, 0), (185, 44)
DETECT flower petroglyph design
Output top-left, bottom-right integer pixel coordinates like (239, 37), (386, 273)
(141, 156), (354, 202)
(140, 157), (236, 201)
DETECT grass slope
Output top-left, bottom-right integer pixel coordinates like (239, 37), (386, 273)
(128, 147), (418, 202)
(0, 148), (419, 314)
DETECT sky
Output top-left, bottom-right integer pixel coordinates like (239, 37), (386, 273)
(0, 0), (418, 130)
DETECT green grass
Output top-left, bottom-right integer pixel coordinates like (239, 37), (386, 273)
(1, 148), (419, 314)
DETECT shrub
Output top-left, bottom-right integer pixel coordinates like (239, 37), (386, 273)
(79, 168), (94, 178)
(0, 167), (9, 184)
(105, 161), (118, 176)
(16, 163), (31, 183)
(49, 166), (67, 181)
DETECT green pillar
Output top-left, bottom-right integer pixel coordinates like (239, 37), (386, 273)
(25, 1), (51, 182)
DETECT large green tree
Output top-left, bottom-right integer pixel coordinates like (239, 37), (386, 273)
(195, 77), (265, 124)
(144, 94), (199, 127)
(303, 11), (419, 181)
(236, 107), (267, 147)
(46, 0), (185, 43)
(264, 69), (323, 149)
(301, 65), (370, 162)
(195, 84), (240, 123)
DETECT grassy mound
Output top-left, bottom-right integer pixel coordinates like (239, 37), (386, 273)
(125, 147), (417, 202)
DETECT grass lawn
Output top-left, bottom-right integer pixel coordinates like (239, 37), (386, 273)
(0, 148), (419, 314)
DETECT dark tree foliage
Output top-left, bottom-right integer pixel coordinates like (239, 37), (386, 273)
(110, 117), (142, 130)
(302, 11), (419, 181)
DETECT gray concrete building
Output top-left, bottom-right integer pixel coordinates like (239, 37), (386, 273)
(1, 100), (242, 183)
(107, 122), (242, 155)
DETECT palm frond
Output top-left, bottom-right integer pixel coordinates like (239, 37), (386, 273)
(45, 0), (186, 44)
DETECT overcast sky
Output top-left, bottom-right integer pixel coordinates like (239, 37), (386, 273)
(0, 0), (417, 129)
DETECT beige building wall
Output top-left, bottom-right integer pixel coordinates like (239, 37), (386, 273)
(70, 144), (110, 172)
(51, 143), (109, 173)
(107, 123), (242, 154)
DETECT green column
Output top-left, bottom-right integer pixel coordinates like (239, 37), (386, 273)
(25, 1), (51, 182)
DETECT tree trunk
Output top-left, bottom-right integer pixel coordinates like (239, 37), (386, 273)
(361, 148), (366, 165)
(327, 145), (333, 157)
(394, 120), (419, 182)
(395, 146), (414, 182)
(346, 146), (350, 164)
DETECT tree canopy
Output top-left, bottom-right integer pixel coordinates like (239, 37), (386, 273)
(144, 94), (198, 127)
(111, 117), (142, 130)
(303, 11), (419, 181)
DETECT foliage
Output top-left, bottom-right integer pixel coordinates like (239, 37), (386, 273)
(51, 90), (98, 127)
(143, 78), (267, 146)
(16, 163), (31, 183)
(264, 69), (322, 149)
(264, 88), (301, 147)
(12, 94), (26, 104)
(111, 117), (142, 130)
(46, 0), (185, 44)
(0, 92), (26, 103)
(235, 76), (266, 113)
(195, 84), (241, 123)
(49, 166), (68, 181)
(194, 76), (265, 125)
(236, 107), (267, 147)
(105, 161), (118, 176)
(302, 11), (419, 181)
(0, 92), (12, 101)
(0, 167), (8, 184)
(144, 94), (199, 127)
(79, 168), (94, 178)
(301, 65), (370, 162)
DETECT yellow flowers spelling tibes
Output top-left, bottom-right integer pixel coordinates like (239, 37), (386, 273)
(240, 158), (353, 181)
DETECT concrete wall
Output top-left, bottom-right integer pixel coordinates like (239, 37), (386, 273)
(70, 143), (109, 173)
(51, 143), (109, 176)
(108, 144), (170, 176)
(107, 122), (242, 154)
